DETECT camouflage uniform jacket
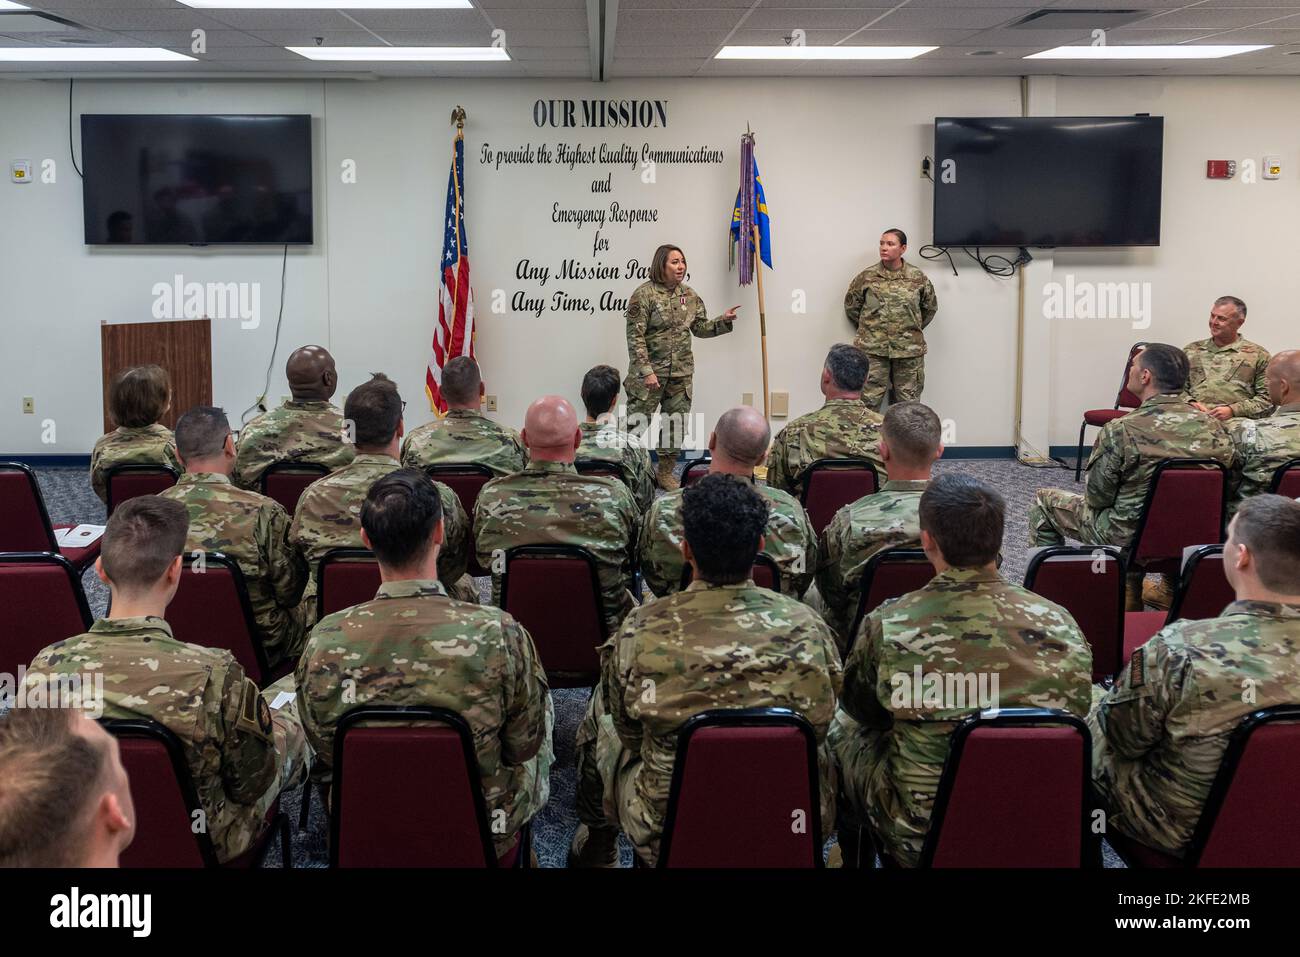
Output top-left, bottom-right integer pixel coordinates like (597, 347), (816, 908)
(1228, 401), (1300, 510)
(26, 617), (278, 864)
(232, 399), (355, 490)
(604, 579), (843, 859)
(843, 260), (938, 359)
(1183, 337), (1273, 420)
(1082, 394), (1234, 547)
(639, 475), (817, 600)
(474, 460), (640, 635)
(89, 423), (181, 504)
(841, 568), (1092, 866)
(765, 398), (885, 495)
(159, 472), (307, 668)
(401, 408), (527, 478)
(296, 579), (551, 855)
(1090, 600), (1300, 857)
(625, 280), (733, 380)
(816, 478), (928, 649)
(577, 419), (655, 513)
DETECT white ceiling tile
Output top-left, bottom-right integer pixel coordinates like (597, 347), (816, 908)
(119, 29), (268, 47)
(1137, 8), (1300, 30)
(871, 7), (1043, 29)
(620, 9), (746, 31)
(344, 10), (487, 31)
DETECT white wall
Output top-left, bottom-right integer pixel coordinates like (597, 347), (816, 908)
(1, 74), (1296, 457)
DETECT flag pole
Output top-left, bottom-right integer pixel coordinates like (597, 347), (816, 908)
(753, 221), (770, 422)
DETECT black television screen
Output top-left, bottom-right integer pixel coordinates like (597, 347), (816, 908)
(933, 116), (1163, 247)
(81, 114), (313, 245)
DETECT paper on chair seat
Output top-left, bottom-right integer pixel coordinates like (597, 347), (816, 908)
(55, 524), (106, 548)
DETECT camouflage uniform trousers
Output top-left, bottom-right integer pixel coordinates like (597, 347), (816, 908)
(248, 674), (311, 845)
(624, 375), (692, 461)
(862, 355), (925, 411)
(1027, 488), (1107, 548)
(573, 683), (657, 863)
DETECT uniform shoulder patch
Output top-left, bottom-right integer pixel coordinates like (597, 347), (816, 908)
(1129, 648), (1146, 688)
(236, 679), (274, 739)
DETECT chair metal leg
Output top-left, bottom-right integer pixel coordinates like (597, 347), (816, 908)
(1075, 421), (1089, 483)
(298, 776), (313, 830)
(280, 813), (292, 869)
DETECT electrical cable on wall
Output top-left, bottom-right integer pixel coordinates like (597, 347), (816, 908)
(68, 79), (83, 179)
(241, 243), (290, 426)
(919, 244), (1031, 278)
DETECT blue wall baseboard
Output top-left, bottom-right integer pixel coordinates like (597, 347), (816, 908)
(1, 454), (92, 468)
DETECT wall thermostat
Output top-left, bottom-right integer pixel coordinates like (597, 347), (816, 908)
(10, 160), (32, 183)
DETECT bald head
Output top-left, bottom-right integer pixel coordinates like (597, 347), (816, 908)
(1266, 350), (1300, 408)
(286, 345), (338, 402)
(521, 395), (581, 462)
(709, 406), (771, 475)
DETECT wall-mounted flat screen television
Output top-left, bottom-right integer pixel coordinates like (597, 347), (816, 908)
(81, 114), (313, 245)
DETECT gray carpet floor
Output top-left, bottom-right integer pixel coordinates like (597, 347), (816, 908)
(31, 458), (1123, 867)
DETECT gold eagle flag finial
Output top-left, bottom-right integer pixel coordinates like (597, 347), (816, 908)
(451, 105), (467, 130)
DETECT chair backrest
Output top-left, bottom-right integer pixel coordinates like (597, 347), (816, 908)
(659, 708), (822, 868)
(1129, 460), (1227, 572)
(681, 458), (711, 487)
(0, 552), (93, 675)
(678, 552), (783, 593)
(1168, 545), (1233, 624)
(574, 459), (625, 482)
(1023, 546), (1125, 682)
(1270, 458), (1300, 498)
(1190, 705), (1300, 867)
(104, 719), (216, 868)
(105, 464), (179, 515)
(424, 463), (495, 523)
(501, 545), (606, 688)
(317, 548), (381, 621)
(799, 459), (880, 536)
(167, 552), (271, 685)
(849, 548), (936, 651)
(330, 706), (498, 867)
(0, 462), (57, 553)
(921, 709), (1094, 868)
(1114, 341), (1148, 410)
(260, 462), (330, 515)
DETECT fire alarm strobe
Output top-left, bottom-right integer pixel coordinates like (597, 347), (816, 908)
(10, 160), (32, 183)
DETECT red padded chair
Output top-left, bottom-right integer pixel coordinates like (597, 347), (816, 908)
(0, 462), (100, 571)
(329, 706), (528, 868)
(1110, 705), (1300, 868)
(575, 459), (624, 482)
(1126, 459), (1227, 579)
(848, 548), (936, 651)
(501, 544), (607, 688)
(104, 463), (178, 515)
(105, 718), (289, 868)
(167, 552), (283, 685)
(799, 459), (881, 537)
(1075, 341), (1146, 482)
(316, 548), (381, 621)
(678, 553), (782, 593)
(657, 708), (823, 868)
(919, 709), (1096, 868)
(1270, 458), (1300, 499)
(1123, 544), (1234, 658)
(0, 552), (93, 674)
(260, 462), (329, 516)
(1024, 545), (1125, 683)
(426, 464), (495, 576)
(681, 456), (711, 487)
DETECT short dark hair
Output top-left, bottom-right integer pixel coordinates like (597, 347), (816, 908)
(100, 496), (188, 591)
(441, 357), (481, 406)
(173, 406), (230, 462)
(581, 365), (622, 420)
(345, 373), (403, 448)
(1137, 343), (1190, 393)
(680, 474), (769, 584)
(918, 473), (1004, 568)
(0, 708), (108, 867)
(882, 402), (942, 466)
(1232, 495), (1300, 592)
(825, 344), (870, 392)
(109, 365), (170, 429)
(1214, 295), (1247, 319)
(361, 468), (444, 570)
(649, 244), (685, 285)
(883, 228), (907, 247)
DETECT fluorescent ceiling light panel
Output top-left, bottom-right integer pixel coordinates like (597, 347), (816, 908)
(178, 2), (472, 8)
(0, 48), (196, 61)
(717, 45), (936, 60)
(1027, 45), (1270, 60)
(288, 45), (507, 61)
(0, 1), (32, 10)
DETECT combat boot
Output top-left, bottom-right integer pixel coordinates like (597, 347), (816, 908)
(1124, 572), (1145, 612)
(656, 456), (679, 492)
(1142, 573), (1177, 611)
(567, 824), (620, 868)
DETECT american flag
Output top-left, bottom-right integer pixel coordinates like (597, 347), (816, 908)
(425, 132), (475, 413)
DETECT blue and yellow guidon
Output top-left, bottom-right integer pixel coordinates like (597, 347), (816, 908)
(730, 160), (772, 269)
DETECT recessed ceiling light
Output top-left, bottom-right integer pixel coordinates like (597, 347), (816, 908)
(178, 1), (471, 8)
(1027, 45), (1270, 60)
(0, 48), (196, 61)
(716, 46), (936, 60)
(287, 46), (508, 61)
(0, 1), (31, 10)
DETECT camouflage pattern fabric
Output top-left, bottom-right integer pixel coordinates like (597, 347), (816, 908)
(624, 375), (693, 458)
(25, 617), (308, 864)
(862, 355), (926, 409)
(232, 399), (355, 491)
(1089, 600), (1300, 858)
(1183, 337), (1273, 420)
(296, 578), (554, 858)
(639, 476), (817, 600)
(474, 460), (640, 636)
(89, 423), (181, 504)
(575, 579), (843, 865)
(577, 420), (655, 513)
(401, 408), (527, 478)
(159, 472), (307, 668)
(1227, 402), (1300, 512)
(831, 567), (1092, 867)
(816, 478), (928, 650)
(625, 279), (733, 381)
(765, 398), (885, 496)
(843, 261), (938, 360)
(1028, 394), (1234, 549)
